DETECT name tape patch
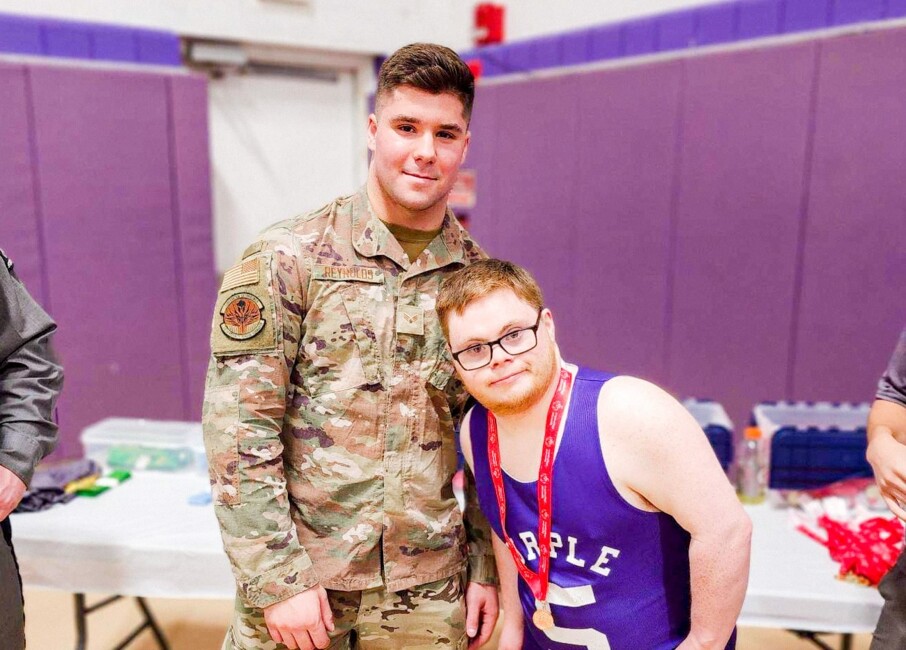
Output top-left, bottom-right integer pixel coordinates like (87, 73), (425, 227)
(312, 265), (384, 284)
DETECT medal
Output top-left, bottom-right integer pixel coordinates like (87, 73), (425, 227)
(532, 601), (555, 630)
(488, 367), (573, 631)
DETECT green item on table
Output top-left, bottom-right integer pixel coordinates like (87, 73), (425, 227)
(107, 445), (192, 471)
(76, 485), (110, 497)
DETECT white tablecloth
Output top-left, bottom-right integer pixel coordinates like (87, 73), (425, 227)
(9, 472), (235, 599)
(9, 475), (886, 632)
(740, 503), (884, 633)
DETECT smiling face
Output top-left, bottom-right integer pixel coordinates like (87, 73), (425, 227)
(367, 85), (470, 228)
(446, 288), (559, 416)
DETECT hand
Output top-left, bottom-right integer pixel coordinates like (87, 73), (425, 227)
(465, 581), (499, 649)
(0, 466), (26, 520)
(867, 429), (906, 520)
(263, 585), (335, 650)
(496, 617), (523, 650)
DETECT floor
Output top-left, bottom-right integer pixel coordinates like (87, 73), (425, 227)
(24, 587), (873, 649)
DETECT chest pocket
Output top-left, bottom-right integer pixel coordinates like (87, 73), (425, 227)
(300, 279), (382, 397)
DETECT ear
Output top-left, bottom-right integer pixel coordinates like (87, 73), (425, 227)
(541, 308), (556, 342)
(460, 130), (471, 165)
(367, 113), (378, 152)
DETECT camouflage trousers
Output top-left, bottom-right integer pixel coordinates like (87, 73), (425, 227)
(224, 573), (467, 650)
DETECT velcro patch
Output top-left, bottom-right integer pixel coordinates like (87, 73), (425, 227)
(312, 265), (383, 284)
(211, 253), (278, 357)
(220, 258), (260, 293)
(220, 292), (266, 340)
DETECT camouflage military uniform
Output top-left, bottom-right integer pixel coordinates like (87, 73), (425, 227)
(202, 188), (495, 648)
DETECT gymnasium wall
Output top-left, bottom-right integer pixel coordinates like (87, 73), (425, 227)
(465, 25), (906, 429)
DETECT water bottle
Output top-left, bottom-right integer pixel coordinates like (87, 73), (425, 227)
(737, 426), (765, 504)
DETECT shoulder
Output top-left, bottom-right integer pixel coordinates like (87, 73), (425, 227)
(597, 375), (699, 447)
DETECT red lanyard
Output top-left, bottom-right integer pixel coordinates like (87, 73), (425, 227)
(487, 367), (572, 628)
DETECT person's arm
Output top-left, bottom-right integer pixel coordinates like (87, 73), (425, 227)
(492, 532), (524, 650)
(202, 234), (333, 649)
(0, 260), (63, 519)
(866, 329), (906, 520)
(600, 377), (751, 650)
(458, 407), (499, 649)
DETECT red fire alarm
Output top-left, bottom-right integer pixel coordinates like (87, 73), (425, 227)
(475, 3), (505, 46)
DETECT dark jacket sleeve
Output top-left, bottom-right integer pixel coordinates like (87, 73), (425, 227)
(0, 259), (63, 486)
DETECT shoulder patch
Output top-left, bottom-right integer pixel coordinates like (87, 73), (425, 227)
(220, 257), (260, 293)
(211, 253), (278, 357)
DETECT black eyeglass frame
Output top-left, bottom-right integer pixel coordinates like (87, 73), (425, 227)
(450, 309), (544, 371)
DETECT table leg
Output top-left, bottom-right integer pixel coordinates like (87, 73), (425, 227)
(74, 593), (87, 650)
(135, 597), (170, 650)
(840, 633), (853, 650)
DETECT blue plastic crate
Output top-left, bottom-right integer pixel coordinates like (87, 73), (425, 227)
(683, 398), (734, 472)
(752, 401), (872, 489)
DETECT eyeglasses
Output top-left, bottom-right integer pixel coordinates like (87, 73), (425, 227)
(451, 310), (543, 371)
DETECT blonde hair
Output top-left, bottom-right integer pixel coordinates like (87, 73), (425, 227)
(437, 259), (544, 339)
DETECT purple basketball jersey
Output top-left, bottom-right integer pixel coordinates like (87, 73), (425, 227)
(469, 367), (736, 649)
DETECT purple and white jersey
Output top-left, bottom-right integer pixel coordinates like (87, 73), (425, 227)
(469, 367), (736, 650)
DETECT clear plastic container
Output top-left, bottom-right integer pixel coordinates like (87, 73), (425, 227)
(81, 418), (204, 473)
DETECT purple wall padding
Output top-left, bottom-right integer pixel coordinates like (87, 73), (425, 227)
(29, 66), (185, 458)
(697, 2), (739, 45)
(0, 64), (44, 305)
(477, 77), (581, 331)
(136, 30), (182, 66)
(737, 0), (783, 39)
(463, 87), (500, 253)
(561, 29), (591, 65)
(833, 0), (886, 24)
(90, 25), (138, 62)
(0, 14), (42, 55)
(658, 10), (697, 51)
(669, 42), (817, 429)
(783, 0), (832, 32)
(791, 28), (906, 401)
(570, 62), (683, 383)
(890, 0), (906, 17)
(623, 18), (658, 56)
(589, 24), (622, 61)
(168, 76), (218, 419)
(42, 19), (91, 58)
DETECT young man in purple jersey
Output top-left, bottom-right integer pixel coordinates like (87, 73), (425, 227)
(436, 259), (751, 650)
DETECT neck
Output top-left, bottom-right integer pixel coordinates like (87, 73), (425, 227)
(493, 359), (567, 436)
(366, 169), (447, 231)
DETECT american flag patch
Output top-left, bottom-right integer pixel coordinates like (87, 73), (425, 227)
(220, 258), (260, 293)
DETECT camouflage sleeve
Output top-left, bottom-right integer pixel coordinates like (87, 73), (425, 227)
(202, 232), (316, 609)
(450, 385), (498, 585)
(463, 462), (498, 585)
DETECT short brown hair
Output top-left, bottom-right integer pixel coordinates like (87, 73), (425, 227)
(437, 259), (544, 339)
(376, 43), (475, 121)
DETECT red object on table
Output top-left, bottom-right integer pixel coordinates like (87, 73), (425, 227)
(799, 515), (904, 586)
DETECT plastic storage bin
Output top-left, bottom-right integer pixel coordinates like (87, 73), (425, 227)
(81, 418), (205, 473)
(682, 398), (734, 473)
(751, 401), (872, 489)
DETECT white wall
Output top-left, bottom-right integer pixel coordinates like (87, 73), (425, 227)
(0, 1), (732, 53)
(209, 71), (363, 271)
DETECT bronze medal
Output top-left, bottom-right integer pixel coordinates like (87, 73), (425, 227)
(533, 603), (554, 630)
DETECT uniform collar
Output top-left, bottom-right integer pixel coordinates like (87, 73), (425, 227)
(351, 186), (467, 273)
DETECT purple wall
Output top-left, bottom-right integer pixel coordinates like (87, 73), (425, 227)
(466, 26), (906, 429)
(0, 63), (215, 459)
(669, 42), (817, 426)
(791, 29), (906, 401)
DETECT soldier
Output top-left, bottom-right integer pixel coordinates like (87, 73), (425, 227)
(203, 44), (498, 650)
(0, 249), (63, 649)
